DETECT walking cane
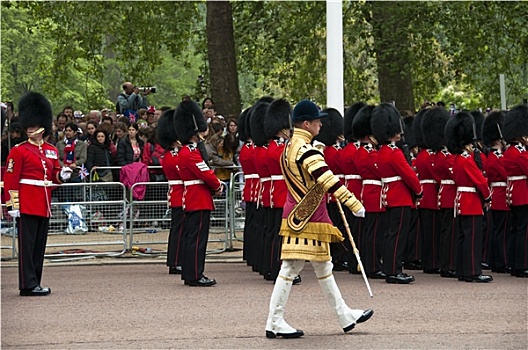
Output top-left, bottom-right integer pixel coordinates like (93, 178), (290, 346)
(335, 200), (373, 298)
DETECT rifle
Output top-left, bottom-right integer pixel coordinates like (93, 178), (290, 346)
(472, 122), (483, 171)
(496, 123), (507, 150)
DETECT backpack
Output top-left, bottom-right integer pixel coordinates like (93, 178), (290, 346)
(115, 93), (126, 114)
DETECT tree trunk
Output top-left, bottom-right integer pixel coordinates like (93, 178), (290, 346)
(206, 1), (241, 119)
(370, 2), (415, 112)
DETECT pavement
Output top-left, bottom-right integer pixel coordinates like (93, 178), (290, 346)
(1, 254), (527, 349)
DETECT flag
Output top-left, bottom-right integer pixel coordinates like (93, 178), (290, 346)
(79, 164), (89, 181)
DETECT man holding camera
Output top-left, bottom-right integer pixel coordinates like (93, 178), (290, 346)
(117, 82), (151, 123)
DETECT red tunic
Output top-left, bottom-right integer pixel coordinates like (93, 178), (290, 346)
(267, 138), (287, 208)
(238, 142), (258, 203)
(253, 144), (271, 208)
(415, 149), (439, 210)
(162, 148), (184, 208)
(355, 142), (384, 212)
(341, 141), (362, 199)
(178, 143), (221, 211)
(3, 141), (62, 217)
(453, 151), (491, 216)
(502, 143), (528, 206)
(324, 144), (343, 203)
(377, 143), (422, 208)
(433, 148), (456, 209)
(486, 149), (509, 211)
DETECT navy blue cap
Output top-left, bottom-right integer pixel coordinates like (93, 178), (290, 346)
(292, 99), (328, 122)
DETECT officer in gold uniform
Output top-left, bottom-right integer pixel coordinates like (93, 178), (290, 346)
(265, 100), (373, 339)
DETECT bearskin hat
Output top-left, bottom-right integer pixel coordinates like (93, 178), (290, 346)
(344, 102), (366, 141)
(402, 115), (416, 148)
(249, 101), (270, 146)
(156, 109), (178, 149)
(264, 98), (291, 140)
(314, 108), (344, 146)
(173, 100), (207, 144)
(444, 111), (475, 154)
(18, 92), (53, 137)
(352, 105), (375, 140)
(470, 110), (485, 141)
(370, 103), (403, 144)
(503, 104), (528, 143)
(482, 110), (505, 146)
(237, 108), (250, 142)
(256, 96), (274, 104)
(412, 108), (429, 148)
(421, 107), (450, 151)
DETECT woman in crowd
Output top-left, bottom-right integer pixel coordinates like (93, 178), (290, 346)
(85, 121), (98, 145)
(205, 133), (234, 182)
(117, 122), (144, 165)
(86, 128), (115, 182)
(112, 122), (128, 146)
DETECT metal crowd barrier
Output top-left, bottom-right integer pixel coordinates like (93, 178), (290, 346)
(0, 165), (248, 261)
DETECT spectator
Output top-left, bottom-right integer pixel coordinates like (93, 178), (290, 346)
(102, 116), (113, 124)
(202, 97), (214, 110)
(1, 122), (27, 165)
(153, 108), (163, 123)
(56, 122), (88, 202)
(117, 82), (151, 123)
(62, 106), (74, 121)
(98, 122), (117, 160)
(137, 126), (152, 144)
(87, 110), (102, 124)
(205, 134), (234, 182)
(117, 116), (130, 125)
(85, 121), (98, 145)
(203, 105), (216, 123)
(226, 117), (238, 136)
(117, 122), (144, 166)
(86, 128), (115, 182)
(142, 129), (166, 182)
(146, 106), (157, 127)
(112, 122), (128, 146)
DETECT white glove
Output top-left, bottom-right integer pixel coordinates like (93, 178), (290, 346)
(352, 207), (365, 218)
(8, 210), (20, 218)
(60, 166), (73, 181)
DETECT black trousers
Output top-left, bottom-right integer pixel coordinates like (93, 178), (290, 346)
(490, 210), (511, 270)
(456, 215), (483, 278)
(269, 208), (283, 280)
(327, 202), (354, 266)
(383, 206), (411, 276)
(361, 211), (386, 274)
(253, 205), (266, 274)
(261, 206), (274, 277)
(17, 214), (50, 290)
(243, 202), (256, 265)
(345, 206), (363, 273)
(510, 205), (528, 271)
(166, 207), (185, 268)
(419, 209), (441, 270)
(439, 208), (458, 272)
(482, 210), (492, 264)
(181, 210), (211, 282)
(405, 208), (421, 264)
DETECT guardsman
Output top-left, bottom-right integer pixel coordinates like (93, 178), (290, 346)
(237, 108), (258, 269)
(371, 103), (422, 284)
(250, 100), (273, 278)
(340, 102), (367, 274)
(482, 111), (511, 274)
(314, 108), (352, 272)
(4, 92), (73, 296)
(265, 100), (371, 339)
(174, 100), (223, 287)
(158, 109), (184, 275)
(502, 104), (528, 278)
(422, 107), (457, 278)
(445, 111), (492, 283)
(413, 108), (441, 274)
(263, 99), (292, 281)
(352, 105), (387, 279)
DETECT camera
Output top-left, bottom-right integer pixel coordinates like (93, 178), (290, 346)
(136, 86), (157, 93)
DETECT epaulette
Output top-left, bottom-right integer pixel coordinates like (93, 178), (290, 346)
(461, 151), (471, 158)
(515, 144), (525, 152)
(492, 149), (502, 158)
(441, 149), (451, 156)
(187, 143), (197, 151)
(170, 148), (178, 156)
(387, 143), (398, 150)
(427, 149), (435, 155)
(332, 144), (342, 151)
(15, 141), (28, 147)
(363, 143), (374, 153)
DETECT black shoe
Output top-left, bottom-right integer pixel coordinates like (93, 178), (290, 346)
(169, 266), (182, 275)
(292, 275), (302, 285)
(333, 261), (349, 271)
(404, 261), (422, 270)
(386, 273), (414, 284)
(266, 329), (304, 339)
(423, 268), (440, 274)
(343, 309), (374, 332)
(481, 262), (491, 270)
(513, 269), (528, 278)
(491, 267), (506, 273)
(367, 271), (387, 279)
(20, 286), (51, 296)
(184, 277), (217, 287)
(464, 275), (493, 283)
(440, 270), (457, 278)
(505, 266), (513, 274)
